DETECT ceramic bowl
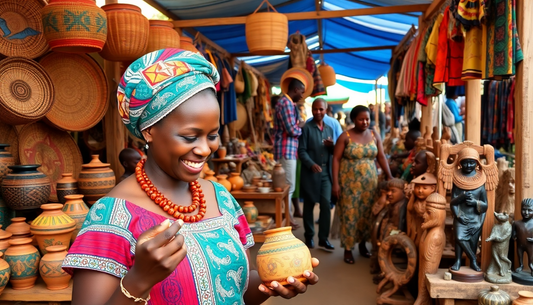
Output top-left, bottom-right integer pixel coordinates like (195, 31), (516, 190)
(257, 187), (270, 194)
(242, 185), (257, 193)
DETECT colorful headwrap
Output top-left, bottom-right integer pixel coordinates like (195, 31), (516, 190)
(117, 49), (220, 139)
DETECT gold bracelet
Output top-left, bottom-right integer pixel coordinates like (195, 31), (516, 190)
(120, 276), (151, 304)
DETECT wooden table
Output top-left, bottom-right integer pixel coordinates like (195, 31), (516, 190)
(0, 278), (72, 304)
(211, 156), (251, 174)
(231, 185), (290, 243)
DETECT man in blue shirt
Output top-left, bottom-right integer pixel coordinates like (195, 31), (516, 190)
(445, 91), (464, 142)
(307, 98), (343, 142)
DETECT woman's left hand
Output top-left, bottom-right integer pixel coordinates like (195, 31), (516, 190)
(257, 258), (319, 299)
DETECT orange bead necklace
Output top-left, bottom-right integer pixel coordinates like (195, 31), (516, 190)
(135, 158), (207, 222)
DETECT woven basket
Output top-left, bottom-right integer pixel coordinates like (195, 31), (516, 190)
(0, 121), (19, 164)
(245, 0), (288, 55)
(0, 0), (49, 58)
(18, 122), (82, 202)
(39, 52), (108, 132)
(0, 57), (55, 125)
(99, 4), (149, 62)
(146, 20), (180, 54)
(179, 36), (199, 54)
(41, 0), (107, 53)
(318, 63), (336, 87)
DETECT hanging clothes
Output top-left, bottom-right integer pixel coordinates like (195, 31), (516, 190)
(416, 25), (432, 106)
(434, 7), (450, 87)
(425, 14), (443, 97)
(218, 56), (237, 125)
(307, 53), (325, 97)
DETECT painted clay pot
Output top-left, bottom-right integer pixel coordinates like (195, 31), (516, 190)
(0, 144), (14, 184)
(204, 171), (218, 182)
(6, 217), (31, 239)
(0, 196), (15, 230)
(4, 238), (41, 290)
(1, 165), (51, 210)
(0, 225), (12, 254)
(228, 173), (244, 191)
(30, 204), (75, 255)
(256, 226), (313, 288)
(218, 146), (227, 159)
(243, 201), (258, 224)
(0, 252), (10, 293)
(78, 155), (116, 205)
(514, 291), (533, 305)
(216, 175), (232, 192)
(62, 194), (89, 242)
(39, 245), (70, 290)
(56, 173), (78, 204)
(479, 286), (511, 305)
(272, 163), (286, 190)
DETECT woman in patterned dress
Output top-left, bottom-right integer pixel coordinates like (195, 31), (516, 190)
(63, 49), (319, 305)
(332, 106), (392, 264)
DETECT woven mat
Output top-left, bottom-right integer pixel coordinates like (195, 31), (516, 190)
(0, 121), (19, 163)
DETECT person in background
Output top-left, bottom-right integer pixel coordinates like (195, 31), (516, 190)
(378, 106), (386, 141)
(299, 99), (335, 250)
(384, 102), (392, 133)
(445, 90), (463, 142)
(118, 148), (142, 183)
(306, 98), (343, 143)
(369, 104), (376, 128)
(327, 104), (334, 118)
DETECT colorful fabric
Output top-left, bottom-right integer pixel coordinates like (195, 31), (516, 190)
(273, 95), (302, 160)
(462, 26), (483, 79)
(338, 131), (378, 249)
(434, 7), (450, 86)
(117, 49), (220, 139)
(63, 182), (254, 305)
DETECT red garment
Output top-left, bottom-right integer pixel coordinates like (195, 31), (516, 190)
(434, 7), (450, 84)
(448, 38), (465, 86)
(507, 78), (515, 143)
(416, 62), (428, 106)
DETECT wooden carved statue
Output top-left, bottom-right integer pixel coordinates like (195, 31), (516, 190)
(371, 181), (390, 276)
(512, 198), (533, 285)
(496, 157), (509, 179)
(415, 137), (426, 154)
(441, 126), (451, 145)
(484, 212), (512, 284)
(381, 179), (407, 240)
(407, 172), (437, 248)
(414, 193), (446, 305)
(423, 126), (433, 151)
(384, 127), (400, 155)
(495, 168), (515, 219)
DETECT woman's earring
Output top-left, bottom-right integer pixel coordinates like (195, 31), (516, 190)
(145, 143), (149, 150)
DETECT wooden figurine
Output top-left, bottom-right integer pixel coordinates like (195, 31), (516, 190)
(380, 179), (407, 240)
(484, 212), (512, 284)
(495, 168), (515, 219)
(384, 127), (399, 155)
(423, 126), (433, 151)
(414, 193), (447, 305)
(496, 157), (509, 179)
(512, 198), (533, 285)
(371, 181), (390, 277)
(407, 172), (437, 248)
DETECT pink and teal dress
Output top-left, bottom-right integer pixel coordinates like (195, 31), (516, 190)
(63, 182), (254, 305)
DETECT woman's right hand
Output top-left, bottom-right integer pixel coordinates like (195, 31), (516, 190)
(332, 183), (341, 199)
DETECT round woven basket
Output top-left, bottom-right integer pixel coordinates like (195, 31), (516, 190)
(0, 0), (49, 58)
(0, 121), (19, 164)
(41, 0), (108, 53)
(39, 52), (108, 132)
(280, 67), (313, 99)
(0, 57), (55, 125)
(99, 4), (149, 62)
(18, 122), (82, 202)
(318, 63), (336, 87)
(245, 0), (288, 55)
(179, 36), (199, 54)
(146, 20), (180, 54)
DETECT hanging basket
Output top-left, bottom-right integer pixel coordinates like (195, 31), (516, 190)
(146, 20), (180, 54)
(99, 4), (149, 62)
(318, 63), (336, 87)
(245, 0), (288, 55)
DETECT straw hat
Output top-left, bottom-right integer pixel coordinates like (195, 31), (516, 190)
(280, 67), (313, 99)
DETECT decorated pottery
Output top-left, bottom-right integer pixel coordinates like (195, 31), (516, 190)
(256, 226), (313, 287)
(56, 173), (78, 204)
(243, 201), (258, 223)
(0, 252), (10, 293)
(0, 196), (14, 230)
(228, 173), (244, 191)
(0, 144), (14, 183)
(39, 245), (70, 290)
(272, 163), (286, 190)
(204, 171), (218, 182)
(30, 204), (75, 255)
(216, 175), (232, 191)
(78, 155), (116, 204)
(6, 217), (31, 239)
(514, 291), (533, 305)
(478, 286), (511, 305)
(0, 225), (12, 254)
(62, 194), (89, 242)
(218, 146), (227, 159)
(0, 165), (51, 210)
(4, 238), (40, 290)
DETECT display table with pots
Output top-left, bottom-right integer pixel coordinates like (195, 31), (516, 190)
(231, 185), (290, 243)
(0, 278), (71, 304)
(211, 156), (251, 175)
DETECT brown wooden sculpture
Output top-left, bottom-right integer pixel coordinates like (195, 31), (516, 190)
(512, 198), (533, 285)
(384, 127), (400, 155)
(407, 172), (437, 248)
(495, 168), (515, 218)
(485, 212), (513, 284)
(381, 179), (407, 240)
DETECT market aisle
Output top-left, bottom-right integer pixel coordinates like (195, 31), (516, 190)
(249, 205), (377, 305)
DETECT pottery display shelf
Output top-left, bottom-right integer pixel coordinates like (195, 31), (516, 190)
(211, 156), (251, 175)
(0, 277), (71, 304)
(231, 185), (290, 243)
(426, 269), (529, 304)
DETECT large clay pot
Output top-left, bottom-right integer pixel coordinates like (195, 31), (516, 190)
(216, 175), (232, 192)
(1, 165), (51, 210)
(4, 238), (40, 290)
(146, 20), (180, 53)
(62, 194), (89, 242)
(228, 173), (244, 191)
(256, 226), (313, 288)
(56, 173), (78, 204)
(479, 286), (511, 305)
(243, 201), (258, 223)
(78, 155), (116, 205)
(272, 163), (286, 191)
(0, 144), (14, 183)
(0, 196), (14, 230)
(204, 171), (217, 182)
(6, 217), (31, 239)
(30, 204), (75, 255)
(39, 245), (70, 290)
(514, 291), (533, 305)
(0, 252), (10, 294)
(0, 226), (12, 254)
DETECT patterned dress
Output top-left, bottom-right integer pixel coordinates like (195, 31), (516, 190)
(338, 131), (378, 250)
(63, 182), (254, 305)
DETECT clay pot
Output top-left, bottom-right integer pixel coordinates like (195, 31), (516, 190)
(62, 194), (89, 242)
(272, 163), (287, 190)
(218, 146), (227, 159)
(0, 252), (10, 293)
(0, 225), (12, 254)
(6, 217), (31, 239)
(78, 155), (116, 205)
(479, 286), (511, 305)
(228, 173), (244, 191)
(1, 165), (51, 210)
(251, 177), (262, 187)
(240, 145), (248, 155)
(256, 226), (313, 288)
(39, 245), (71, 290)
(4, 238), (41, 290)
(204, 171), (218, 182)
(243, 201), (258, 224)
(0, 144), (14, 184)
(56, 173), (78, 204)
(216, 175), (232, 192)
(30, 204), (75, 255)
(514, 291), (533, 305)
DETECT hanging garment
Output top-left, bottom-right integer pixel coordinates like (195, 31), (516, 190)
(307, 54), (325, 97)
(425, 14), (443, 97)
(462, 26), (483, 80)
(288, 33), (308, 69)
(434, 7), (450, 86)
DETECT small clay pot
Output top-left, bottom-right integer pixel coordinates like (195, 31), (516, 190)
(218, 146), (227, 159)
(514, 291), (533, 305)
(6, 217), (31, 238)
(243, 201), (258, 223)
(78, 155), (116, 204)
(204, 171), (218, 182)
(30, 204), (75, 255)
(40, 245), (71, 290)
(0, 252), (10, 293)
(272, 163), (287, 190)
(62, 194), (89, 242)
(4, 238), (40, 290)
(56, 173), (78, 204)
(0, 225), (12, 254)
(228, 173), (244, 191)
(1, 165), (51, 210)
(216, 175), (232, 192)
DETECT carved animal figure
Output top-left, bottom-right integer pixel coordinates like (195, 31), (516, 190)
(485, 212), (512, 281)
